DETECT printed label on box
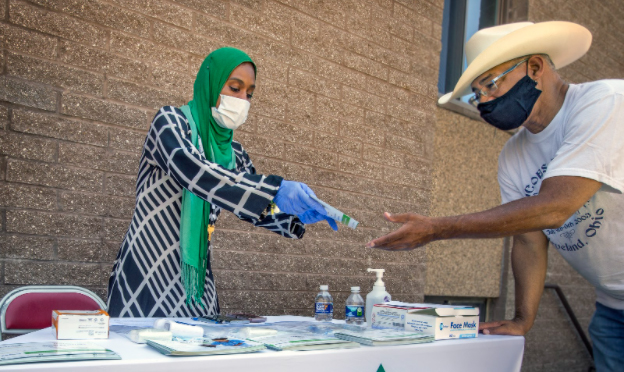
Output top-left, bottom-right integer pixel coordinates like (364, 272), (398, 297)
(52, 310), (109, 340)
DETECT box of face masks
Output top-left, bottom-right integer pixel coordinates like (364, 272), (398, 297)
(52, 309), (110, 339)
(404, 305), (479, 340)
(370, 302), (428, 330)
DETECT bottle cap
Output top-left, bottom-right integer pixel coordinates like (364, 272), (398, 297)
(319, 285), (328, 290)
(351, 286), (360, 291)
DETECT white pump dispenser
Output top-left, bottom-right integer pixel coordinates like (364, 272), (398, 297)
(365, 268), (391, 327)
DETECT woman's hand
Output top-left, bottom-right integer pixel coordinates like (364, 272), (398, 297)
(298, 210), (339, 231)
(274, 181), (338, 231)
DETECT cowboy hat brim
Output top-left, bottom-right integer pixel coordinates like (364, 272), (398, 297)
(438, 21), (592, 105)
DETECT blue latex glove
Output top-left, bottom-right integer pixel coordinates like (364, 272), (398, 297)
(298, 210), (339, 231)
(273, 181), (338, 231)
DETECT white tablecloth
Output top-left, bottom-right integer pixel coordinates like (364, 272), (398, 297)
(0, 316), (524, 371)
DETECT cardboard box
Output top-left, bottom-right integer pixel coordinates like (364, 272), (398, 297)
(371, 303), (428, 330)
(52, 310), (110, 340)
(405, 306), (479, 340)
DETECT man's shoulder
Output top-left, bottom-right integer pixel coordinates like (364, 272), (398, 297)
(571, 79), (624, 101)
(560, 80), (624, 127)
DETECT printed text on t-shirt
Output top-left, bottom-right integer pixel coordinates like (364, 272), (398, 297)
(524, 163), (548, 196)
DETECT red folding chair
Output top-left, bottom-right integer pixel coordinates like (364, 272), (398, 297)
(0, 286), (107, 337)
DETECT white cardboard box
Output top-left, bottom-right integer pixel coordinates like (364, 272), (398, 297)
(371, 303), (427, 330)
(404, 306), (479, 340)
(52, 309), (110, 340)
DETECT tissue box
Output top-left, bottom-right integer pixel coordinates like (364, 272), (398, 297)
(52, 310), (110, 340)
(404, 306), (479, 340)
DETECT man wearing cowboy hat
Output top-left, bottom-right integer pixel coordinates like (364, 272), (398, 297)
(366, 21), (624, 371)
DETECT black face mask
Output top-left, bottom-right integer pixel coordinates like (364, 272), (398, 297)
(477, 75), (542, 130)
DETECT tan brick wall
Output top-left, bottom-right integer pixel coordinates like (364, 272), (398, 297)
(426, 108), (508, 298)
(0, 0), (439, 316)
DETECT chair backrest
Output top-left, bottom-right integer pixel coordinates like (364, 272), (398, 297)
(0, 286), (107, 336)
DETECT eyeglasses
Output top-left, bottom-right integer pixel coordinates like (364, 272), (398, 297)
(468, 58), (529, 107)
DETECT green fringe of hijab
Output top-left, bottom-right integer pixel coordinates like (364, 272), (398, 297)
(179, 47), (256, 308)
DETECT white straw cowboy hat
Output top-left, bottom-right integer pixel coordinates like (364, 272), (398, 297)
(438, 21), (592, 105)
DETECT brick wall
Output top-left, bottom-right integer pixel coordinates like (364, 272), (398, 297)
(427, 108), (508, 298)
(0, 0), (439, 317)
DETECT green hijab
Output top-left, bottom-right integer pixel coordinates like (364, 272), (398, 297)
(179, 47), (256, 308)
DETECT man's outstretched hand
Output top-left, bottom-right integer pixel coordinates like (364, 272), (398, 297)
(479, 319), (529, 336)
(365, 212), (437, 251)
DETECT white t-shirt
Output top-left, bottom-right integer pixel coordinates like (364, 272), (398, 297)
(498, 80), (624, 310)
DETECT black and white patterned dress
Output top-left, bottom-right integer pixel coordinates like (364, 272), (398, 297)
(106, 106), (304, 317)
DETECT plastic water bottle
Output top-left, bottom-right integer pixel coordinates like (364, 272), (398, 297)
(345, 286), (365, 325)
(314, 285), (333, 321)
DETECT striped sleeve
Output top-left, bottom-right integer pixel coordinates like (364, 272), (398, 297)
(144, 106), (282, 220)
(232, 142), (305, 239)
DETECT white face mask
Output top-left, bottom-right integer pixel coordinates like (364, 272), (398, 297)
(211, 94), (250, 130)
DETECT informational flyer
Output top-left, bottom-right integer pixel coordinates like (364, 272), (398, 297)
(0, 341), (120, 365)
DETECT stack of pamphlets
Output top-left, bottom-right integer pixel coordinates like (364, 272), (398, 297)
(246, 331), (360, 351)
(0, 341), (120, 366)
(334, 328), (434, 346)
(146, 337), (265, 356)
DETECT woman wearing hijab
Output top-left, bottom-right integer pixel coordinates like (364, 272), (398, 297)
(107, 47), (337, 317)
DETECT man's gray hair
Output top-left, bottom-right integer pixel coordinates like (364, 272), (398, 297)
(538, 54), (556, 69)
(511, 54), (556, 69)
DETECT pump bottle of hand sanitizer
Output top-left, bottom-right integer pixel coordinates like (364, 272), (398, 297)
(365, 268), (391, 327)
